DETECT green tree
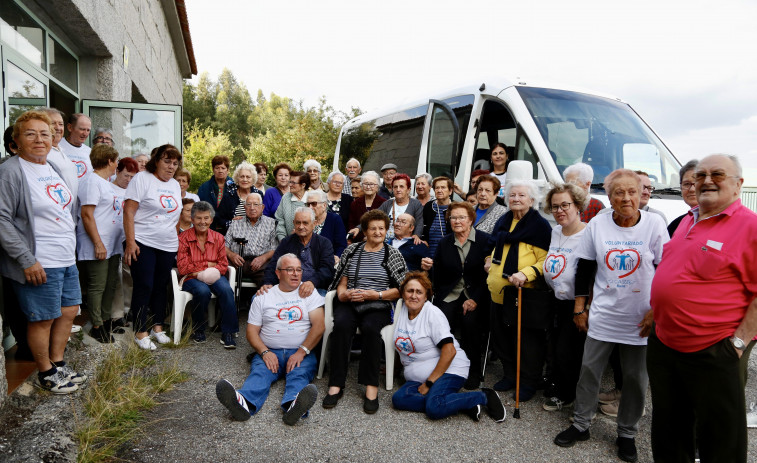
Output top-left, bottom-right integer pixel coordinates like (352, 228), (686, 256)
(182, 122), (238, 191)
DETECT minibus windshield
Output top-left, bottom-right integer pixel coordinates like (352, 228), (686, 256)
(517, 87), (681, 193)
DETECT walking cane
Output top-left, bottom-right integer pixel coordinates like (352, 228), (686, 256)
(514, 285), (523, 419)
(233, 237), (248, 312)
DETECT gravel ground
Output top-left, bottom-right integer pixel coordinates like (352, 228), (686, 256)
(3, 312), (757, 463)
(115, 312), (757, 463)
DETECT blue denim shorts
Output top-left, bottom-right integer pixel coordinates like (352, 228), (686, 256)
(12, 265), (82, 322)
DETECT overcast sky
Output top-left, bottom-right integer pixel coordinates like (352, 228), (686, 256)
(185, 0), (757, 182)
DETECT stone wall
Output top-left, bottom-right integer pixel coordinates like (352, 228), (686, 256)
(24, 0), (187, 104)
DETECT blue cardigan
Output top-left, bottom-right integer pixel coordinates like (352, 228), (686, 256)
(318, 212), (347, 258)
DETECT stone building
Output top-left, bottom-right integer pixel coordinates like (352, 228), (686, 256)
(0, 0), (196, 405)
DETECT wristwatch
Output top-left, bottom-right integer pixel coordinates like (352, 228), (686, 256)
(298, 344), (311, 355)
(425, 379), (434, 388)
(731, 336), (747, 351)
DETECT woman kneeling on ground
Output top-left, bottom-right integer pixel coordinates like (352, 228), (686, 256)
(177, 201), (239, 348)
(391, 271), (506, 422)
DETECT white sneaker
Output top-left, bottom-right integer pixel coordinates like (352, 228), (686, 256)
(150, 329), (171, 345)
(747, 402), (757, 429)
(70, 324), (82, 333)
(135, 336), (157, 351)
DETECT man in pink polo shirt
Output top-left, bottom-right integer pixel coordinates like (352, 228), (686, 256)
(648, 154), (757, 463)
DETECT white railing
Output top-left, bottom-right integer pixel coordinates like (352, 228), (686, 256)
(742, 187), (757, 213)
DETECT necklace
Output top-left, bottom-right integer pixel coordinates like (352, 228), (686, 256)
(556, 231), (570, 252)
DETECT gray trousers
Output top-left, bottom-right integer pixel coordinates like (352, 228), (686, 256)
(572, 336), (648, 438)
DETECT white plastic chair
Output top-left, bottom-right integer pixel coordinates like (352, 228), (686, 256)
(169, 267), (236, 344)
(317, 290), (401, 390)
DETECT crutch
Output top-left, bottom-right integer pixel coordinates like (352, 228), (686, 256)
(233, 237), (248, 313)
(514, 286), (523, 419)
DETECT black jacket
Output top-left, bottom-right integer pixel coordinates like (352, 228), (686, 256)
(431, 229), (493, 307)
(264, 233), (335, 290)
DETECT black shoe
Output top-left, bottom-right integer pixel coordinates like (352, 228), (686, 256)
(220, 333), (236, 349)
(246, 352), (256, 363)
(322, 390), (343, 409)
(192, 331), (206, 343)
(512, 385), (536, 402)
(215, 379), (251, 421)
(482, 388), (506, 422)
(463, 376), (480, 390)
(363, 395), (379, 414)
(105, 318), (126, 334)
(493, 376), (515, 391)
(90, 326), (114, 343)
(283, 384), (318, 426)
(616, 437), (638, 462)
(543, 381), (558, 398)
(554, 425), (590, 447)
(464, 404), (482, 422)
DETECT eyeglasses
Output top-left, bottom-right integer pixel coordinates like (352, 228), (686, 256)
(94, 136), (113, 143)
(279, 267), (303, 275)
(394, 219), (410, 225)
(449, 215), (469, 222)
(305, 201), (322, 207)
(694, 171), (738, 183)
(642, 185), (655, 192)
(681, 182), (695, 190)
(306, 169), (320, 174)
(362, 183), (378, 188)
(245, 203), (263, 208)
(22, 131), (52, 140)
(550, 202), (574, 212)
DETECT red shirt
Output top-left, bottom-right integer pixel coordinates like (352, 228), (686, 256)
(651, 199), (757, 352)
(177, 227), (229, 280)
(581, 197), (605, 223)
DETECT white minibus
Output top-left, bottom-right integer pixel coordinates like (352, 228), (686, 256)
(332, 78), (687, 221)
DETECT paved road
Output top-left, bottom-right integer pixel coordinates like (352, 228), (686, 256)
(115, 318), (757, 463)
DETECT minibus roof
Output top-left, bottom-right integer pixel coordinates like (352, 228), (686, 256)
(341, 77), (625, 128)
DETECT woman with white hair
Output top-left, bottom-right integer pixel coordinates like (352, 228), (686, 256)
(305, 190), (347, 262)
(304, 159), (326, 192)
(485, 179), (552, 401)
(414, 173), (434, 206)
(325, 171), (352, 229)
(563, 162), (605, 222)
(347, 171), (386, 242)
(231, 161), (263, 218)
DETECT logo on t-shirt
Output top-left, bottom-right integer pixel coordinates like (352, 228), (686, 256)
(277, 306), (303, 323)
(46, 183), (72, 209)
(546, 254), (566, 279)
(605, 248), (641, 278)
(113, 196), (123, 215)
(73, 160), (87, 177)
(395, 336), (416, 355)
(159, 195), (178, 213)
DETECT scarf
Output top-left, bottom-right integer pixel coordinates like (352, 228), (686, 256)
(491, 208), (552, 278)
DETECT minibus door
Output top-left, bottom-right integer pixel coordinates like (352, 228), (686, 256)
(418, 99), (460, 180)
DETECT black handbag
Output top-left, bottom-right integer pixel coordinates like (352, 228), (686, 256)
(351, 245), (392, 314)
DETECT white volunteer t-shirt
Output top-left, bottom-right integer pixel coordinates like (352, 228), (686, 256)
(19, 158), (76, 268)
(111, 184), (126, 255)
(574, 211), (668, 345)
(59, 138), (92, 179)
(46, 147), (79, 204)
(247, 285), (325, 349)
(394, 301), (470, 383)
(76, 174), (124, 260)
(543, 225), (586, 301)
(386, 200), (409, 240)
(184, 192), (200, 202)
(124, 171), (182, 252)
(493, 172), (507, 197)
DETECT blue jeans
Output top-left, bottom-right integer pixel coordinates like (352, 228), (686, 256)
(392, 373), (486, 420)
(238, 348), (317, 415)
(182, 276), (238, 334)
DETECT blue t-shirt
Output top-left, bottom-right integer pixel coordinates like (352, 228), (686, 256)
(475, 207), (487, 225)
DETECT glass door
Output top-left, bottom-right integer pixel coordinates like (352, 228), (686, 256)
(2, 46), (48, 124)
(81, 100), (183, 157)
(419, 99), (460, 179)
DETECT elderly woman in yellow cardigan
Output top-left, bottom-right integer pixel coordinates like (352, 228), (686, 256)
(485, 179), (551, 402)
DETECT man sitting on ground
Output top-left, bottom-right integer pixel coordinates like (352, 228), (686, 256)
(215, 254), (324, 425)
